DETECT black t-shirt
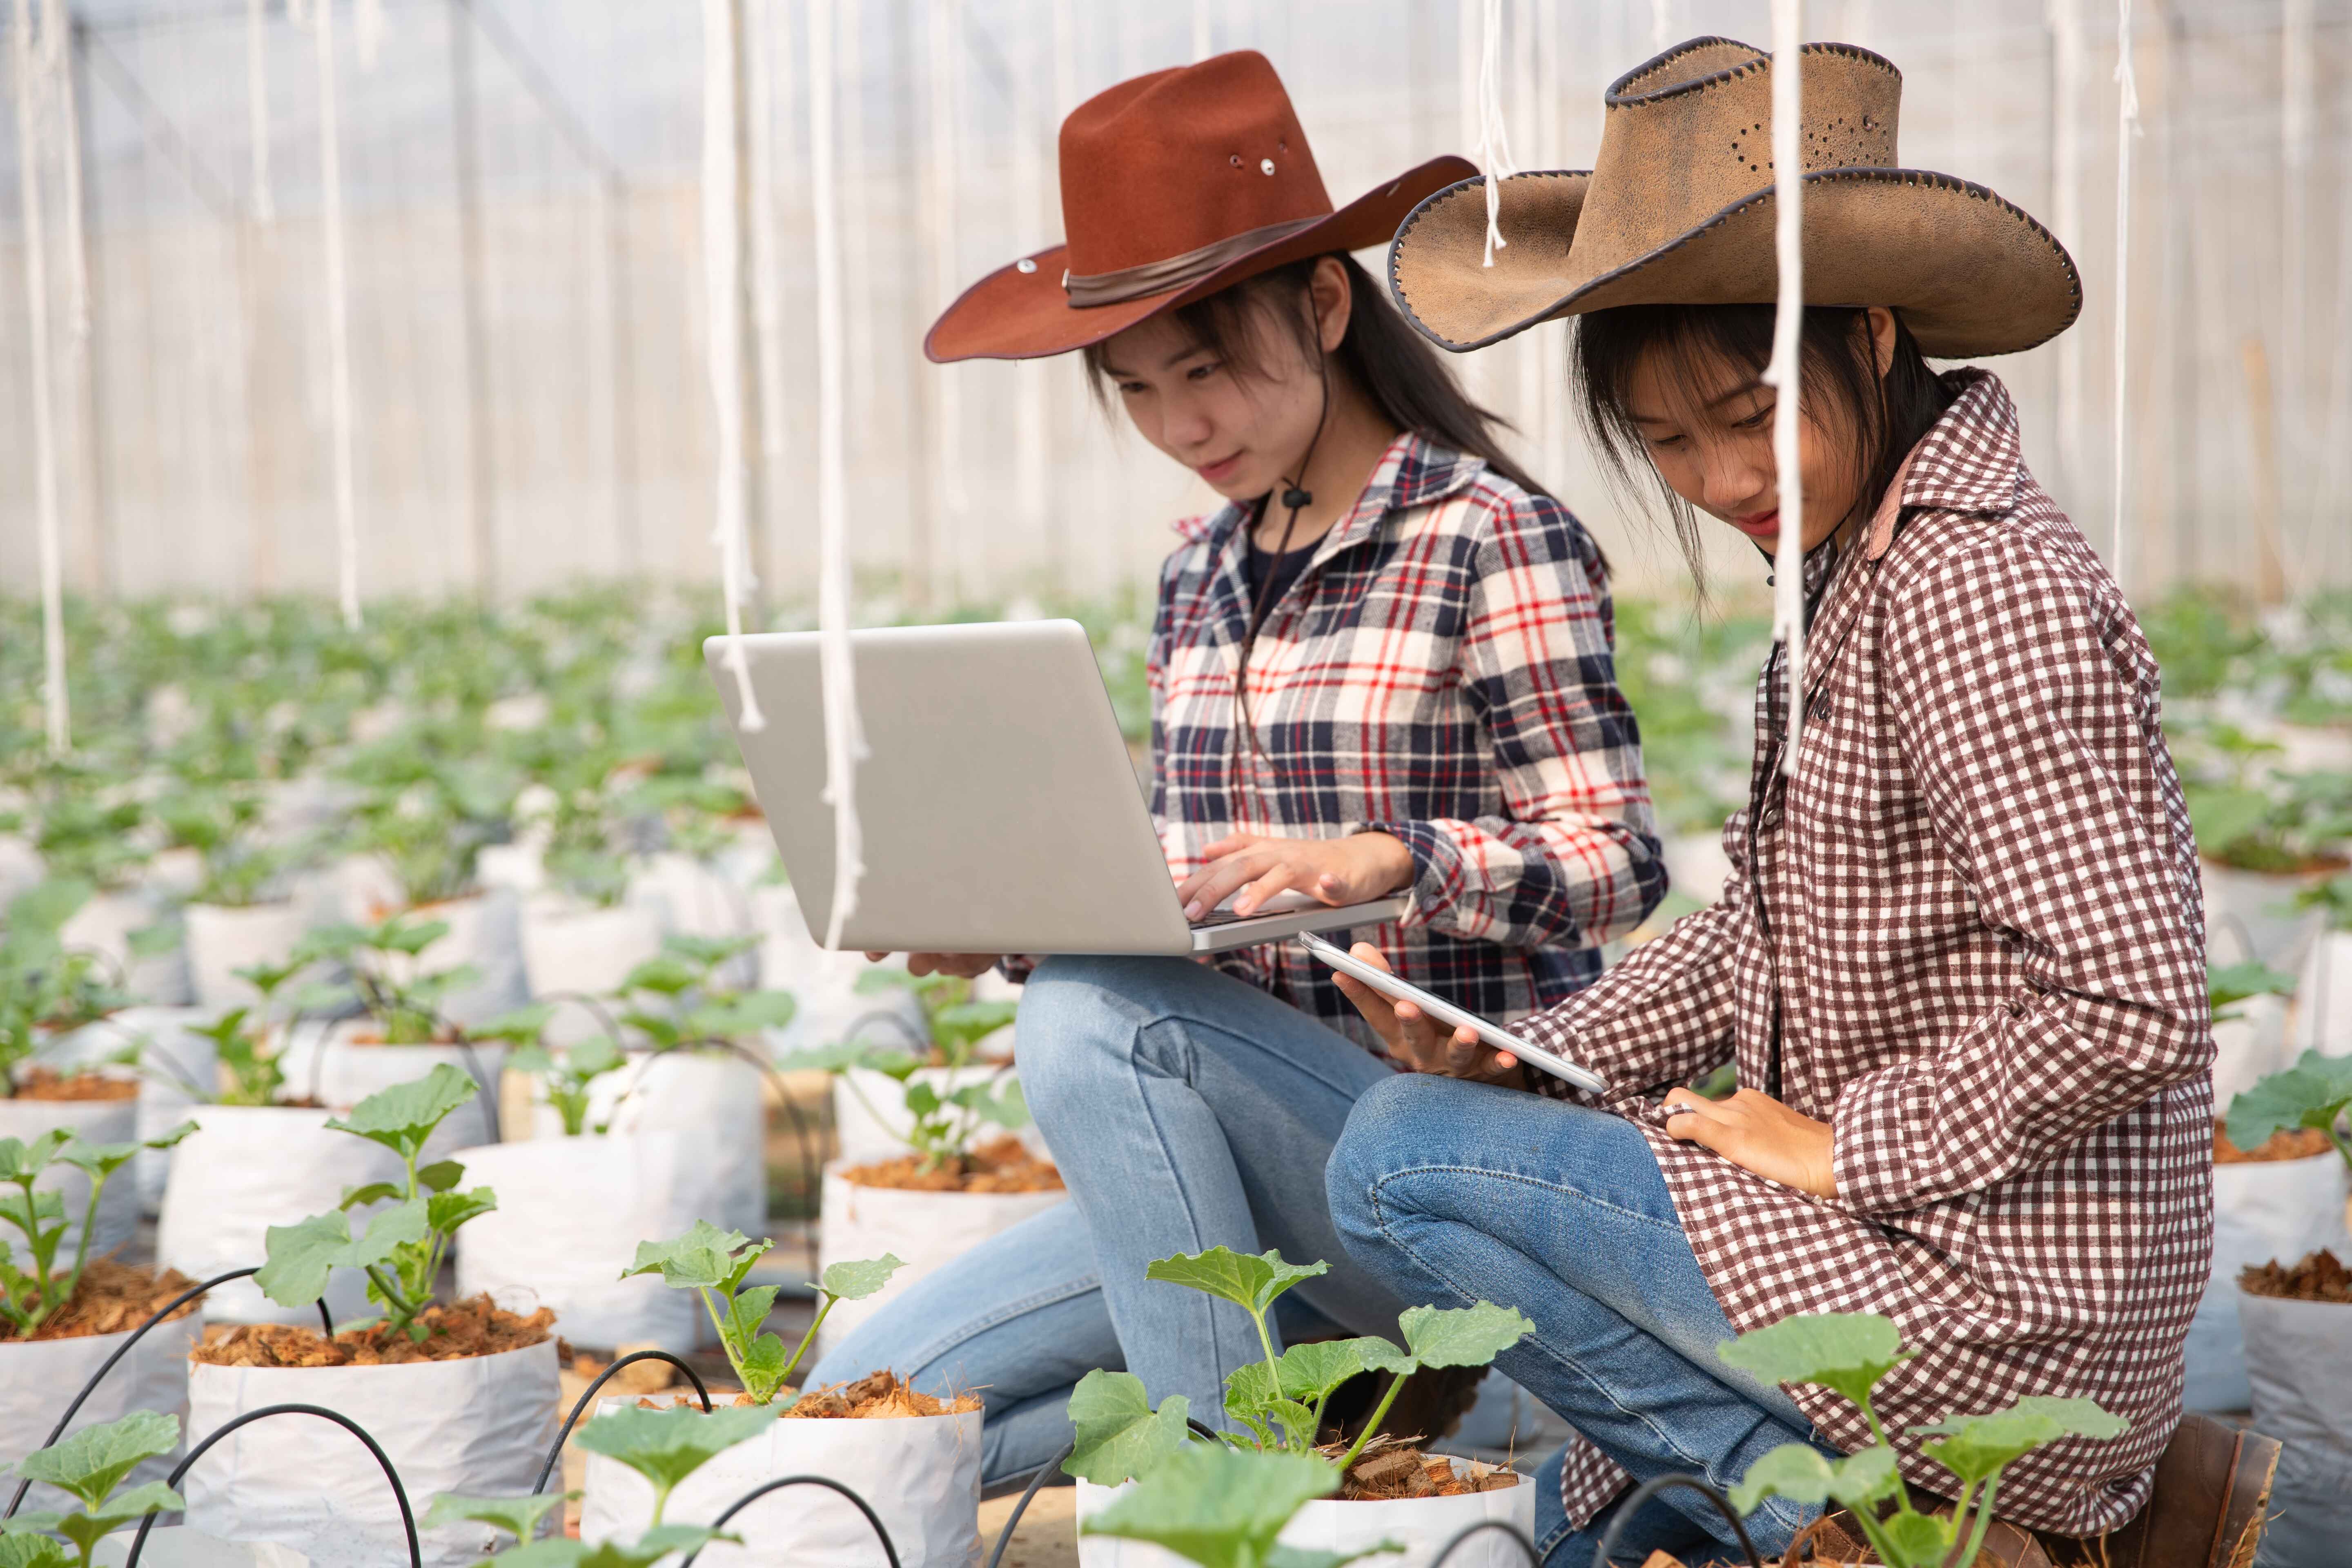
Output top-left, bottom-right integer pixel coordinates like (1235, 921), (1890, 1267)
(1244, 538), (1316, 615)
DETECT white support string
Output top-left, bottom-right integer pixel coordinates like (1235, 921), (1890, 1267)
(2281, 0), (2312, 558)
(314, 0), (361, 628)
(353, 0), (382, 70)
(808, 0), (864, 949)
(1011, 15), (1048, 562)
(1190, 0), (1210, 62)
(746, 0), (790, 580)
(701, 0), (763, 735)
(1475, 0), (1514, 267)
(40, 0), (85, 343)
(1766, 0), (1806, 775)
(2046, 0), (2085, 501)
(924, 0), (965, 594)
(247, 0), (273, 220)
(14, 0), (67, 753)
(1650, 0), (1673, 53)
(2109, 0), (2139, 587)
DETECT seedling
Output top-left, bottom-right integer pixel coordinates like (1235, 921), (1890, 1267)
(425, 1404), (765, 1566)
(490, 1005), (626, 1136)
(181, 956), (310, 1107)
(2227, 1050), (2352, 1172)
(254, 1064), (497, 1341)
(783, 969), (1027, 1173)
(1065, 1246), (1531, 1483)
(614, 935), (797, 1053)
(0, 1123), (196, 1339)
(1719, 1312), (2125, 1568)
(0, 881), (124, 1096)
(2296, 872), (2352, 933)
(1078, 1443), (1394, 1568)
(2208, 960), (2296, 1026)
(0, 1410), (183, 1568)
(621, 1221), (901, 1405)
(297, 914), (478, 1045)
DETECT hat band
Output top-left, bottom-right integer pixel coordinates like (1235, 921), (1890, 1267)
(1063, 215), (1325, 307)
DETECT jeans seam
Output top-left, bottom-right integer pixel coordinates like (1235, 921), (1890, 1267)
(1366, 1160), (1688, 1238)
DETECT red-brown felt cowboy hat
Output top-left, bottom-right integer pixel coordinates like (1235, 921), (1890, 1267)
(925, 50), (1475, 363)
(1387, 37), (2082, 359)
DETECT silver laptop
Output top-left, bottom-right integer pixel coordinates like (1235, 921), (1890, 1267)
(704, 621), (1407, 955)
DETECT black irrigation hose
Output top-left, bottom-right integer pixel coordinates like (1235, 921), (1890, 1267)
(125, 1403), (421, 1568)
(985, 1439), (1078, 1568)
(1433, 1519), (1543, 1568)
(1590, 1473), (1765, 1568)
(675, 1475), (901, 1568)
(531, 1350), (714, 1495)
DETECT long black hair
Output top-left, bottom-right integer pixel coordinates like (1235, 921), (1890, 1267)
(1081, 252), (1550, 502)
(1571, 303), (1953, 589)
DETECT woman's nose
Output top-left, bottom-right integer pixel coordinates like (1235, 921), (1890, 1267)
(1700, 443), (1770, 516)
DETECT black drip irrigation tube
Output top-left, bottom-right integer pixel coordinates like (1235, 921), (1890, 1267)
(984, 1439), (1077, 1568)
(675, 1474), (902, 1568)
(4, 1266), (331, 1520)
(532, 1350), (714, 1495)
(1590, 1473), (1765, 1568)
(1432, 1518), (1543, 1567)
(123, 1403), (421, 1568)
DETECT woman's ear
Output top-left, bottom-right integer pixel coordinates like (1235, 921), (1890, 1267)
(1310, 255), (1354, 355)
(1864, 306), (1900, 381)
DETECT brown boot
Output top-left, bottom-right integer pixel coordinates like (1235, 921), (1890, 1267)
(2037, 1413), (2282, 1568)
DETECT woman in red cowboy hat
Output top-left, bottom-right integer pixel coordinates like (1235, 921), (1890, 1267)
(812, 50), (1666, 1483)
(1328, 36), (2251, 1568)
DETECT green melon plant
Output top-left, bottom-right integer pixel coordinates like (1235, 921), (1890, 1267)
(2227, 1050), (2352, 1173)
(0, 1410), (184, 1568)
(0, 1125), (196, 1339)
(1080, 1443), (1397, 1568)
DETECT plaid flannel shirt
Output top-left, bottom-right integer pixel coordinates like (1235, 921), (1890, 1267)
(1524, 372), (2214, 1539)
(1149, 432), (1664, 1047)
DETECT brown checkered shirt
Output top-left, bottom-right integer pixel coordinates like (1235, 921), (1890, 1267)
(1521, 371), (2214, 1537)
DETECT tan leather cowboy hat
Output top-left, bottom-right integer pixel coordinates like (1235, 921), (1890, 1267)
(926, 51), (1474, 363)
(1387, 37), (2081, 358)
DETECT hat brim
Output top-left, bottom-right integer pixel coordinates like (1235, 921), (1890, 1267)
(1388, 166), (2081, 359)
(926, 155), (1479, 363)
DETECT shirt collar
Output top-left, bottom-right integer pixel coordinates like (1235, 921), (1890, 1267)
(1891, 368), (2024, 518)
(1170, 431), (1484, 555)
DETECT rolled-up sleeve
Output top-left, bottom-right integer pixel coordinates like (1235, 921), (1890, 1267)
(1364, 494), (1666, 951)
(1828, 540), (2213, 1216)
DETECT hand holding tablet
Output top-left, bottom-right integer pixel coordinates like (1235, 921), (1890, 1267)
(1297, 932), (1609, 1094)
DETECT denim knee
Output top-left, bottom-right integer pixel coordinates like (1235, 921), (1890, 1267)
(1011, 954), (1151, 1136)
(1324, 1070), (1441, 1258)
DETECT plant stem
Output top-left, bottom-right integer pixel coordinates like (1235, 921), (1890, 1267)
(1956, 1471), (2005, 1568)
(697, 1285), (744, 1384)
(775, 1295), (835, 1398)
(53, 1167), (107, 1323)
(1335, 1368), (1413, 1474)
(1246, 1306), (1283, 1424)
(1847, 1503), (1911, 1568)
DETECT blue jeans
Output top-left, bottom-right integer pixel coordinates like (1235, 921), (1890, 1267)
(806, 954), (1412, 1484)
(1327, 1072), (1829, 1568)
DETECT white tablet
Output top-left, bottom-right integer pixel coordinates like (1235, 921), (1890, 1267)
(1296, 931), (1610, 1095)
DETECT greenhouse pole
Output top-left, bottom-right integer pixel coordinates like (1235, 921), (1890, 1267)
(247, 0), (273, 220)
(1191, 0), (1209, 61)
(701, 0), (764, 731)
(1011, 13), (1049, 581)
(2109, 0), (2138, 588)
(807, 0), (866, 947)
(314, 0), (362, 629)
(1766, 0), (1805, 772)
(448, 0), (496, 601)
(13, 0), (67, 752)
(2279, 0), (2311, 561)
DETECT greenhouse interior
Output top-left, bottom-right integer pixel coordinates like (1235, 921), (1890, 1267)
(2, 1), (2350, 1566)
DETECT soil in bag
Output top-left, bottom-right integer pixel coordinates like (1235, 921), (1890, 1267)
(18, 1258), (200, 1341)
(2214, 1123), (2338, 1163)
(193, 1297), (560, 1367)
(842, 1137), (1064, 1195)
(1330, 1437), (1520, 1502)
(11, 1068), (137, 1101)
(2241, 1248), (2352, 1303)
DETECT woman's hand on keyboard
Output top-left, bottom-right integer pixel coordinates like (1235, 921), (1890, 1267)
(1175, 831), (1413, 922)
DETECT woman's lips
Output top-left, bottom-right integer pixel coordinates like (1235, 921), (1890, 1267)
(1198, 453), (1244, 485)
(1730, 509), (1781, 540)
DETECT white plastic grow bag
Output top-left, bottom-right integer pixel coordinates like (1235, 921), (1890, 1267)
(451, 1133), (714, 1352)
(348, 890), (528, 1029)
(2184, 1152), (2350, 1412)
(2291, 931), (2352, 1056)
(280, 1022), (506, 1166)
(0, 1307), (202, 1516)
(2238, 1292), (2352, 1567)
(2214, 993), (2291, 1108)
(2202, 864), (2329, 975)
(0, 1093), (138, 1266)
(580, 1392), (983, 1568)
(44, 1006), (216, 1218)
(1076, 1459), (1534, 1568)
(185, 1336), (560, 1568)
(156, 1105), (404, 1325)
(585, 1052), (769, 1241)
(631, 854), (757, 989)
(63, 888), (191, 1006)
(183, 902), (309, 1011)
(831, 1065), (1039, 1167)
(815, 1163), (1067, 1356)
(92, 1527), (312, 1566)
(518, 899), (666, 1044)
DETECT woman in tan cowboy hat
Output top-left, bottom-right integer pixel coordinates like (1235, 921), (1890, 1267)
(812, 50), (1666, 1484)
(1327, 36), (2251, 1568)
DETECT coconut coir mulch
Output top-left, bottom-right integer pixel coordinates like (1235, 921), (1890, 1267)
(1326, 1434), (1519, 1501)
(2213, 1122), (2336, 1163)
(844, 1136), (1063, 1194)
(15, 1258), (200, 1341)
(9, 1067), (137, 1101)
(192, 1297), (559, 1366)
(633, 1370), (980, 1419)
(2241, 1248), (2352, 1303)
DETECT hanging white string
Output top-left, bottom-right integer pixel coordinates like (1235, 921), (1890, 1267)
(1191, 0), (1210, 62)
(700, 0), (764, 736)
(352, 0), (382, 70)
(247, 0), (273, 220)
(2109, 0), (2138, 587)
(807, 0), (864, 949)
(40, 0), (85, 342)
(746, 0), (790, 579)
(1766, 0), (1806, 775)
(2280, 0), (2312, 562)
(924, 0), (965, 595)
(312, 0), (361, 628)
(2046, 0), (2085, 501)
(14, 0), (67, 753)
(1475, 0), (1515, 267)
(1011, 16), (1047, 561)
(1650, 0), (1673, 52)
